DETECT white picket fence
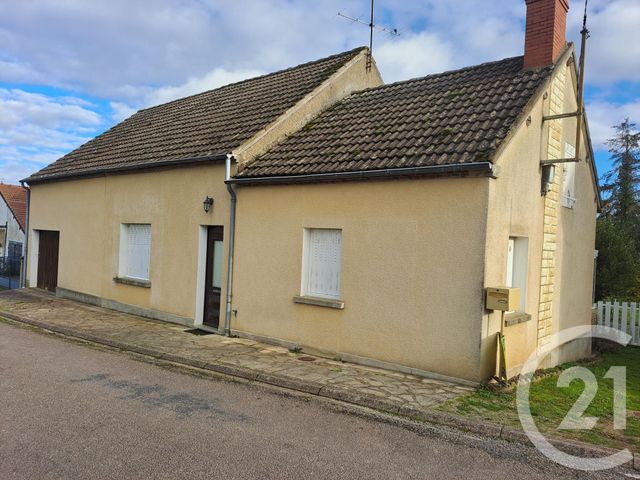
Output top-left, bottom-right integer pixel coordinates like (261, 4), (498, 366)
(594, 301), (640, 346)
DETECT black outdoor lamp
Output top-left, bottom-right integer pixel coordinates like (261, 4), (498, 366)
(203, 196), (214, 213)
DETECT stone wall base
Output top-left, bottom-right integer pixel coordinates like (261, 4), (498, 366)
(56, 287), (194, 327)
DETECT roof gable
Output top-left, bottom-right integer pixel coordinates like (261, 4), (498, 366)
(25, 47), (366, 183)
(0, 184), (27, 232)
(237, 56), (554, 178)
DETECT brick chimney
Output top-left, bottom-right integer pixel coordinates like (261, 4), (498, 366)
(523, 0), (569, 69)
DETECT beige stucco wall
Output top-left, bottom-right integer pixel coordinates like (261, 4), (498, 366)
(482, 86), (547, 379)
(231, 178), (490, 382)
(27, 163), (232, 324)
(482, 57), (597, 378)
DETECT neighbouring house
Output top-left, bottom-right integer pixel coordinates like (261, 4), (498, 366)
(22, 0), (599, 383)
(0, 183), (27, 262)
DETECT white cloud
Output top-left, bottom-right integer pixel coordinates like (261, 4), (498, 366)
(586, 99), (640, 149)
(0, 0), (364, 100)
(0, 88), (101, 130)
(0, 0), (636, 100)
(0, 88), (104, 183)
(567, 0), (640, 85)
(0, 59), (39, 83)
(376, 32), (454, 83)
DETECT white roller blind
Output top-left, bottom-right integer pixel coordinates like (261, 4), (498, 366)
(507, 236), (528, 312)
(304, 229), (341, 299)
(506, 238), (514, 288)
(125, 224), (151, 280)
(562, 143), (576, 208)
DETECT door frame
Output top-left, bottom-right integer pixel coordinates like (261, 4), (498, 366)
(28, 229), (40, 287)
(194, 225), (225, 332)
(194, 226), (208, 328)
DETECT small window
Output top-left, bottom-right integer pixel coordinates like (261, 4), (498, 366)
(7, 241), (22, 259)
(119, 224), (151, 281)
(302, 228), (342, 300)
(562, 143), (576, 208)
(506, 237), (528, 312)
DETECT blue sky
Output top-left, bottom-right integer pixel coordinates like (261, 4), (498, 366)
(0, 0), (638, 184)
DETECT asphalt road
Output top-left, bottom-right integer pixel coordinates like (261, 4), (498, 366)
(0, 321), (632, 479)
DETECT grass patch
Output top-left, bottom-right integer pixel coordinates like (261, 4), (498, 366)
(439, 346), (640, 451)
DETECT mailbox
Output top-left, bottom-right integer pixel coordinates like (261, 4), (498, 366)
(486, 287), (520, 311)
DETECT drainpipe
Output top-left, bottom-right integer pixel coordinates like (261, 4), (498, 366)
(19, 181), (30, 288)
(223, 154), (237, 336)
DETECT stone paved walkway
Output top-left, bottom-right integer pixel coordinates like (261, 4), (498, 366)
(0, 289), (472, 414)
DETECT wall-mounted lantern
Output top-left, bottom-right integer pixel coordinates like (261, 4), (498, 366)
(540, 164), (555, 196)
(203, 196), (214, 213)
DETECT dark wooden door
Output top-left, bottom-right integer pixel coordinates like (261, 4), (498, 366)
(37, 230), (59, 292)
(203, 226), (224, 328)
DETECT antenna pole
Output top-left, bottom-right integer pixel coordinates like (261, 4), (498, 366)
(367, 0), (374, 71)
(337, 1), (398, 70)
(575, 0), (589, 162)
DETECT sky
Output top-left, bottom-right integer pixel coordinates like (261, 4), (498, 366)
(0, 0), (638, 184)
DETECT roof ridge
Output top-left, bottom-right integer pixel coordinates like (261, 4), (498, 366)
(136, 46), (368, 115)
(356, 55), (529, 96)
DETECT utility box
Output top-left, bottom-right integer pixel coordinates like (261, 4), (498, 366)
(486, 287), (520, 311)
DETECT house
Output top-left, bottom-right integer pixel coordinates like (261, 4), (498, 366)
(0, 183), (27, 261)
(22, 0), (598, 383)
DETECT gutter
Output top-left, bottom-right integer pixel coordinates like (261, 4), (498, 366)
(227, 162), (495, 186)
(22, 153), (229, 185)
(223, 154), (237, 336)
(19, 181), (30, 288)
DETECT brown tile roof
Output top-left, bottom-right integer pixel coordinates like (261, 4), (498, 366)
(25, 47), (367, 183)
(237, 56), (554, 179)
(0, 184), (27, 232)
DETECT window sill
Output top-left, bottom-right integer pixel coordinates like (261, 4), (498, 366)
(293, 295), (344, 310)
(113, 276), (151, 288)
(504, 311), (531, 327)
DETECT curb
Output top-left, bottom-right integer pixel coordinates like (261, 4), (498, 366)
(1, 310), (637, 471)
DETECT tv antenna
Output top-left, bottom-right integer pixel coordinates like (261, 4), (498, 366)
(338, 0), (400, 71)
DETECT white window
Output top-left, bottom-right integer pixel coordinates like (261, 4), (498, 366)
(119, 224), (151, 281)
(562, 143), (576, 208)
(302, 228), (342, 300)
(506, 237), (528, 312)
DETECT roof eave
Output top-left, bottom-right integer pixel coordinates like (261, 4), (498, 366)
(228, 162), (495, 186)
(22, 153), (230, 185)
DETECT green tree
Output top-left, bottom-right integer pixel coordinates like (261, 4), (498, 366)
(597, 119), (640, 300)
(600, 118), (640, 233)
(595, 216), (639, 301)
